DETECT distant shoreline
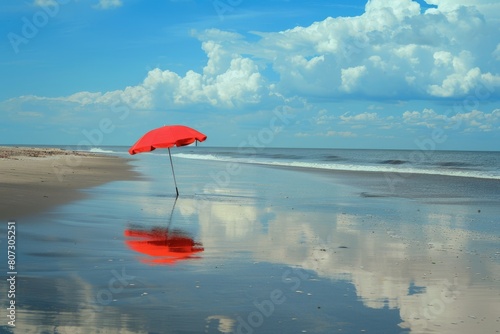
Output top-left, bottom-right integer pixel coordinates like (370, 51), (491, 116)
(0, 146), (139, 220)
(2, 144), (499, 153)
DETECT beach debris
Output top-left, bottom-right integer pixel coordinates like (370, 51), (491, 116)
(0, 146), (95, 160)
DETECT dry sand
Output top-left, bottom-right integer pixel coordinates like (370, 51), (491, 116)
(0, 146), (138, 220)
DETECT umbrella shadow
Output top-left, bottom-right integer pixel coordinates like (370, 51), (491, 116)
(124, 198), (204, 265)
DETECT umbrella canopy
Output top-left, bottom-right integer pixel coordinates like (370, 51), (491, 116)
(128, 125), (207, 196)
(128, 125), (207, 154)
(124, 226), (204, 265)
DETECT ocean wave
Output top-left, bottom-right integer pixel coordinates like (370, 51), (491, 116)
(321, 155), (343, 161)
(89, 147), (116, 154)
(380, 159), (407, 165)
(435, 161), (476, 168)
(174, 153), (227, 161)
(174, 152), (500, 180)
(280, 161), (500, 180)
(263, 153), (303, 160)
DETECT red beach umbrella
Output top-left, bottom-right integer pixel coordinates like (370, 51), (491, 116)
(124, 227), (204, 265)
(128, 125), (207, 197)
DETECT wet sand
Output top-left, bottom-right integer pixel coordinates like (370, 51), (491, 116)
(1, 153), (499, 333)
(0, 146), (138, 220)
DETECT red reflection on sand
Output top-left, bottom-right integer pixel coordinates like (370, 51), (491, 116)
(124, 227), (204, 265)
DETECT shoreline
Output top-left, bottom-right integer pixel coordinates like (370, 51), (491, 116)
(0, 146), (139, 220)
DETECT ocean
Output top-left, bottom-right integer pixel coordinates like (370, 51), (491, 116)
(10, 144), (498, 181)
(81, 145), (500, 180)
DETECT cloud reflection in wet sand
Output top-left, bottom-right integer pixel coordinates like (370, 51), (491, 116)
(178, 186), (500, 333)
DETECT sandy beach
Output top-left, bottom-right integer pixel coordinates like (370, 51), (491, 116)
(0, 146), (138, 220)
(1, 148), (499, 333)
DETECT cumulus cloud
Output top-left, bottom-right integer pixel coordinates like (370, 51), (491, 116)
(20, 0), (500, 108)
(340, 112), (379, 122)
(340, 66), (367, 92)
(11, 37), (264, 111)
(424, 0), (500, 21)
(403, 108), (500, 131)
(6, 0), (500, 143)
(248, 0), (500, 99)
(102, 53), (263, 109)
(494, 44), (500, 60)
(307, 107), (499, 140)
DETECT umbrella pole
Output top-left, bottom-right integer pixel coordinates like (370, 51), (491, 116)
(168, 148), (179, 197)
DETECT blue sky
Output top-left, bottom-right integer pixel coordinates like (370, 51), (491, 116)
(1, 0), (499, 150)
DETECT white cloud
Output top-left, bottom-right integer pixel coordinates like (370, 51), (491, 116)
(15, 39), (264, 110)
(33, 0), (57, 6)
(493, 44), (500, 60)
(433, 51), (453, 67)
(296, 131), (357, 138)
(365, 0), (421, 21)
(35, 0), (123, 9)
(247, 0), (500, 99)
(5, 0), (500, 144)
(325, 130), (357, 137)
(121, 52), (263, 109)
(93, 0), (123, 10)
(426, 50), (500, 97)
(340, 112), (378, 122)
(17, 0), (500, 107)
(403, 107), (500, 131)
(309, 107), (499, 135)
(16, 111), (44, 118)
(66, 92), (103, 105)
(340, 66), (367, 92)
(424, 0), (500, 21)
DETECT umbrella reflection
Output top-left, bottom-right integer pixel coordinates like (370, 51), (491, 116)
(124, 226), (204, 265)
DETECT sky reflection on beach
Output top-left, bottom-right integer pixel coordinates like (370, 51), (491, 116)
(3, 157), (499, 333)
(175, 186), (500, 333)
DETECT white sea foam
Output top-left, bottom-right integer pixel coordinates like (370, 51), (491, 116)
(174, 153), (232, 162)
(174, 152), (500, 180)
(284, 161), (500, 180)
(89, 147), (116, 154)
